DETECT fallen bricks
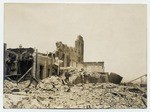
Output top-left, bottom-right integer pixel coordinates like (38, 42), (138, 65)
(3, 76), (147, 109)
(3, 69), (147, 109)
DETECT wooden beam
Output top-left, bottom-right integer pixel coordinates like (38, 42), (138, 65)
(128, 74), (147, 83)
(5, 74), (21, 77)
(17, 67), (32, 83)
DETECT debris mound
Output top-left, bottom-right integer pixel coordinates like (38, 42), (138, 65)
(3, 76), (147, 109)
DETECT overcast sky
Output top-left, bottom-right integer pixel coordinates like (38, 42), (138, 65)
(4, 3), (147, 82)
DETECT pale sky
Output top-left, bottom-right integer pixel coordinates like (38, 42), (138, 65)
(4, 3), (147, 82)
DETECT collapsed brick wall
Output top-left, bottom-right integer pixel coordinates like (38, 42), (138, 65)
(55, 35), (84, 68)
(83, 62), (104, 73)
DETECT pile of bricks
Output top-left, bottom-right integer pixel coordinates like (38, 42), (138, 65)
(3, 76), (147, 109)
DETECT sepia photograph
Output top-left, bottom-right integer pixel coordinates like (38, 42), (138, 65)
(3, 3), (147, 109)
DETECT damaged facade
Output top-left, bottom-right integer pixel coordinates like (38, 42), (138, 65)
(55, 35), (104, 72)
(83, 62), (104, 73)
(55, 35), (84, 67)
(4, 44), (53, 81)
(4, 35), (105, 81)
(4, 44), (34, 81)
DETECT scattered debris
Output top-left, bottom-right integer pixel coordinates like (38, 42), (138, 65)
(3, 75), (147, 109)
(128, 87), (143, 94)
(11, 89), (20, 92)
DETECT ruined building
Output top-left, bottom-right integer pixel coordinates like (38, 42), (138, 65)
(55, 35), (84, 67)
(4, 44), (54, 81)
(4, 35), (105, 81)
(55, 35), (104, 73)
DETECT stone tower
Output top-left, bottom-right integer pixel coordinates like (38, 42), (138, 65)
(75, 35), (84, 63)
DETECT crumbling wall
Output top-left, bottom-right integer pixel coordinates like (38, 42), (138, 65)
(83, 62), (104, 73)
(36, 53), (52, 80)
(55, 41), (77, 67)
(55, 35), (84, 68)
(75, 35), (84, 62)
(4, 46), (54, 81)
(4, 47), (34, 81)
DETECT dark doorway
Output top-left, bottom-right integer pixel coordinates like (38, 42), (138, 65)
(39, 65), (44, 79)
(48, 69), (50, 77)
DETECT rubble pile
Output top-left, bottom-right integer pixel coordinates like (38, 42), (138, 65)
(37, 76), (62, 91)
(3, 76), (147, 109)
(4, 80), (35, 93)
